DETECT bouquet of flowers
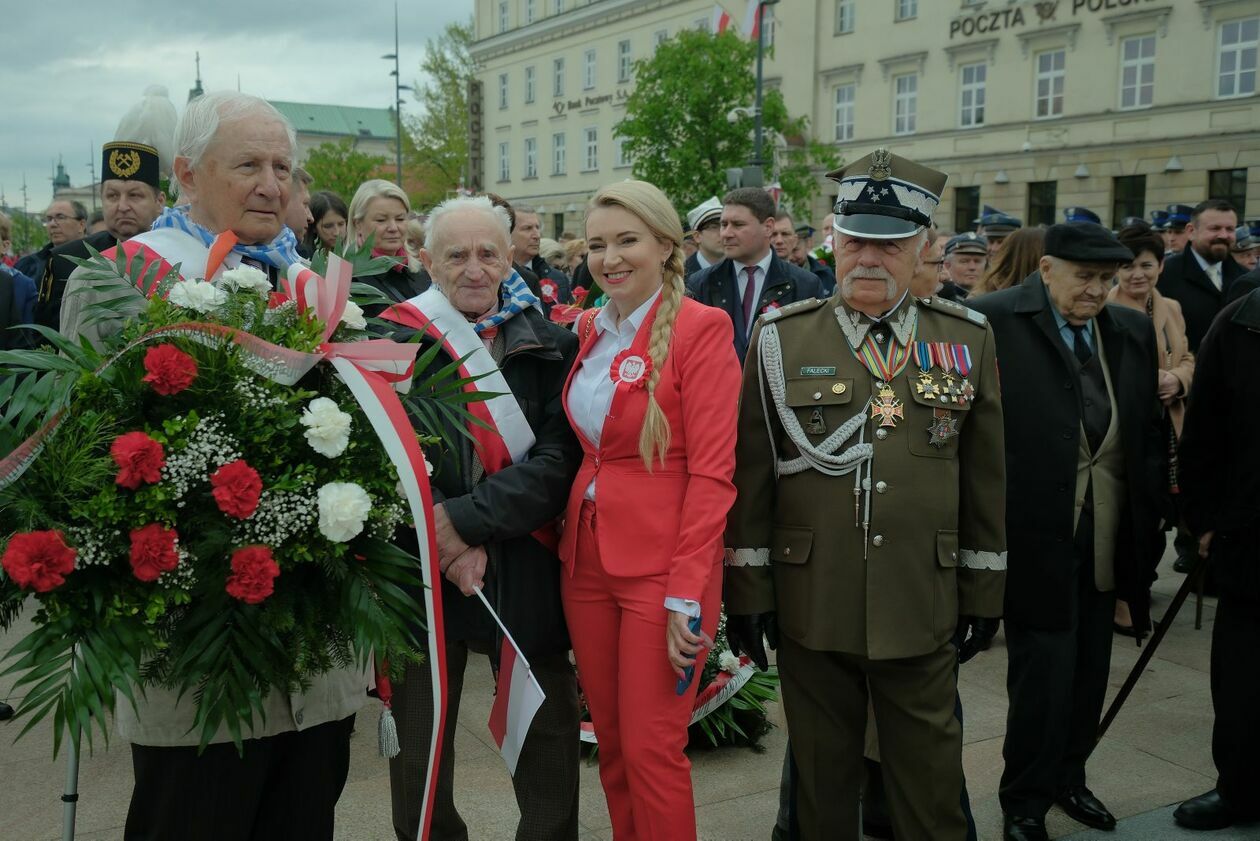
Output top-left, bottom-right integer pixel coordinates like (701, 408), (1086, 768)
(0, 244), (466, 753)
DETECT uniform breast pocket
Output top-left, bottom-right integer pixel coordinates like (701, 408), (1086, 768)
(784, 377), (857, 443)
(904, 370), (972, 459)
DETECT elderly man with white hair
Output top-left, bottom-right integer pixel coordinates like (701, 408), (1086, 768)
(61, 90), (305, 348)
(380, 195), (583, 841)
(60, 92), (366, 841)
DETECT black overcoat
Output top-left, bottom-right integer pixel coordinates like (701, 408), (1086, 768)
(1156, 243), (1246, 352)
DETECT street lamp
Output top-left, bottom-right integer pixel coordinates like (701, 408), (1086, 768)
(381, 2), (413, 187)
(748, 0), (780, 187)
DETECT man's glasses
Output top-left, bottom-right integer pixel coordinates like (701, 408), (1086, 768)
(43, 214), (83, 225)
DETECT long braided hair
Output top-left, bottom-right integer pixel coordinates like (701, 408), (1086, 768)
(587, 181), (686, 470)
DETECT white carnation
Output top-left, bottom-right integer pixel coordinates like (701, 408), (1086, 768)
(317, 481), (372, 543)
(718, 650), (741, 674)
(300, 397), (352, 458)
(168, 278), (227, 313)
(219, 265), (272, 295)
(340, 301), (367, 331)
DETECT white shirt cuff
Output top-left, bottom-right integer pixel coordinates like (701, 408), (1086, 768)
(664, 597), (701, 618)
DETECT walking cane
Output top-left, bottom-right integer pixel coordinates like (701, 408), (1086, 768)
(1094, 551), (1207, 746)
(62, 644), (80, 841)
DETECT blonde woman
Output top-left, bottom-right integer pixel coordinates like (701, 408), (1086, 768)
(559, 180), (741, 840)
(346, 179), (428, 314)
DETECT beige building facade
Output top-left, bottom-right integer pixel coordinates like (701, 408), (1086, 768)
(471, 0), (1260, 236)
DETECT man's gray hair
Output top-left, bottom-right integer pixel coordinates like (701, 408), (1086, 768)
(175, 91), (297, 170)
(424, 195), (512, 253)
(294, 167), (314, 187)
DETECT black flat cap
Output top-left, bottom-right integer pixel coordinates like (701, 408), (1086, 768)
(1044, 222), (1133, 264)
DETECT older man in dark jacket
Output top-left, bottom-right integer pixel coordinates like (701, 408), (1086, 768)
(969, 223), (1167, 841)
(382, 194), (582, 841)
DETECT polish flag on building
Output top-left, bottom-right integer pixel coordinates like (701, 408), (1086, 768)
(487, 634), (547, 776)
(742, 0), (765, 40)
(711, 4), (734, 34)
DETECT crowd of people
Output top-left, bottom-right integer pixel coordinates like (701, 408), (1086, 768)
(1, 86), (1259, 841)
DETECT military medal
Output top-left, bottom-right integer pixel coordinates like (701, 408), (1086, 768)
(807, 409), (827, 436)
(915, 371), (941, 400)
(927, 409), (960, 448)
(940, 373), (958, 404)
(870, 383), (904, 428)
(957, 379), (976, 405)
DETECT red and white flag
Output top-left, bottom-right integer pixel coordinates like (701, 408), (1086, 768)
(742, 0), (764, 40)
(487, 632), (547, 776)
(711, 3), (733, 33)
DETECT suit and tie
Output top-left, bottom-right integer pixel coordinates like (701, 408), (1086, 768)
(685, 252), (822, 360)
(1156, 243), (1246, 351)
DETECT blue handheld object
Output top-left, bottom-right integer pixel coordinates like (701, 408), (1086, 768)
(675, 614), (703, 696)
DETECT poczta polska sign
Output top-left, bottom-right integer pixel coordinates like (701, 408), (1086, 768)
(950, 0), (1161, 40)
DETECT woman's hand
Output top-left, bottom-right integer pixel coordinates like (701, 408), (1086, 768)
(666, 610), (713, 680)
(1157, 370), (1181, 403)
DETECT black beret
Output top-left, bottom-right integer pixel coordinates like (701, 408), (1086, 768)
(1044, 222), (1133, 264)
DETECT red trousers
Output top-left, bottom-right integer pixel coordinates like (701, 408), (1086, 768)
(562, 502), (721, 841)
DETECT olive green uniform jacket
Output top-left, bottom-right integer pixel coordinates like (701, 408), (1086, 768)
(725, 294), (1007, 660)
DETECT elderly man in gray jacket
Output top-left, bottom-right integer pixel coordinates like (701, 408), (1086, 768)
(61, 91), (365, 841)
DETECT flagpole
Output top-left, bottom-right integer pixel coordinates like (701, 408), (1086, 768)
(473, 586), (532, 670)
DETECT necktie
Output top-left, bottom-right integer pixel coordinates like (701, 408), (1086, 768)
(742, 265), (757, 332)
(1068, 323), (1092, 365)
(1207, 263), (1222, 291)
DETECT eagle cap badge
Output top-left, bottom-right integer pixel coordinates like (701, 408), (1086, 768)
(868, 148), (893, 181)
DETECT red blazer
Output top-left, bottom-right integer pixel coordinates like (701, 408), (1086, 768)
(560, 297), (742, 601)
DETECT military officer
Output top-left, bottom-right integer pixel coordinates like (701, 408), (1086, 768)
(1165, 203), (1195, 255)
(725, 148), (1007, 841)
(1064, 207), (1102, 225)
(942, 232), (988, 300)
(976, 206), (1022, 259)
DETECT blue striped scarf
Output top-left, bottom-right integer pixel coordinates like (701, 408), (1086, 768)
(151, 205), (303, 271)
(473, 270), (542, 334)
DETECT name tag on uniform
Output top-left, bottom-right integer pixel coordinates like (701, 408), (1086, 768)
(799, 366), (836, 376)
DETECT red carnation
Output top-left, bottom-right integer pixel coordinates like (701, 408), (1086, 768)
(1, 530), (77, 593)
(210, 460), (263, 519)
(128, 523), (179, 582)
(111, 431), (165, 490)
(225, 546), (280, 604)
(142, 344), (198, 396)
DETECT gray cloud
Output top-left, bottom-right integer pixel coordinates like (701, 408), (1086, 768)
(2, 0), (473, 212)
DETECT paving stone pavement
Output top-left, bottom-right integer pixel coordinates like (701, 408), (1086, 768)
(0, 549), (1238, 840)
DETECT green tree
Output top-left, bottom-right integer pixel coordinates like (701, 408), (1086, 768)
(303, 138), (388, 204)
(615, 29), (838, 220)
(10, 211), (48, 256)
(404, 18), (476, 210)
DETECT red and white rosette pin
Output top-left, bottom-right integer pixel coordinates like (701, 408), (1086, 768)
(539, 278), (559, 304)
(610, 348), (652, 390)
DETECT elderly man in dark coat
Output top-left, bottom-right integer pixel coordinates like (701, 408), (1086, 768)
(969, 222), (1168, 841)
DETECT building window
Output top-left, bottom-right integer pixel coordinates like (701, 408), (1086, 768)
(1218, 17), (1258, 98)
(833, 84), (855, 142)
(498, 73), (509, 110)
(895, 0), (917, 22)
(1028, 181), (1058, 227)
(583, 49), (597, 90)
(1035, 49), (1066, 118)
(618, 40), (633, 83)
(653, 29), (669, 48)
(553, 57), (565, 97)
(696, 17), (710, 32)
(835, 0), (854, 34)
(524, 137), (538, 178)
(1119, 34), (1155, 109)
(615, 137), (631, 168)
(498, 0), (509, 33)
(959, 62), (986, 128)
(953, 186), (980, 236)
(552, 132), (566, 175)
(524, 66), (536, 103)
(498, 142), (510, 182)
(1209, 168), (1248, 209)
(525, 0), (535, 24)
(553, 0), (563, 12)
(893, 73), (917, 135)
(1112, 175), (1146, 227)
(583, 127), (598, 171)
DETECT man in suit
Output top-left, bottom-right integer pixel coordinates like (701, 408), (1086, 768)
(1173, 288), (1260, 832)
(727, 149), (1006, 841)
(686, 187), (821, 361)
(772, 212), (837, 297)
(511, 205), (573, 315)
(969, 222), (1168, 841)
(683, 195), (723, 276)
(1157, 199), (1245, 351)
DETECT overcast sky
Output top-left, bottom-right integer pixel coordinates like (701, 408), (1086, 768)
(2, 0), (473, 212)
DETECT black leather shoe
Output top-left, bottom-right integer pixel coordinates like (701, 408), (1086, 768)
(1056, 785), (1116, 831)
(1003, 814), (1049, 841)
(1173, 554), (1194, 573)
(0, 701), (13, 722)
(1173, 789), (1249, 830)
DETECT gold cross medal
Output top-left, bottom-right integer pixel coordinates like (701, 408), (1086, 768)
(915, 371), (941, 400)
(928, 408), (960, 448)
(870, 383), (904, 428)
